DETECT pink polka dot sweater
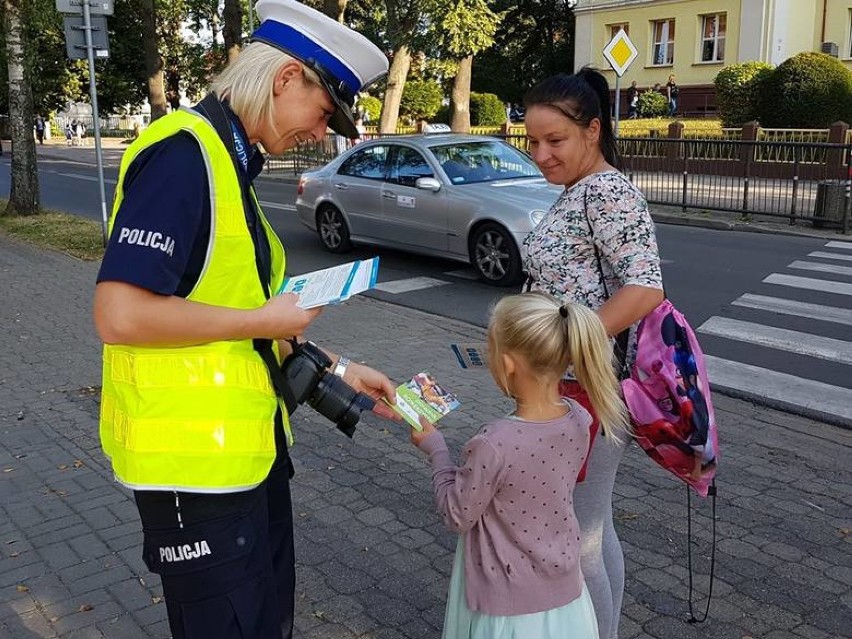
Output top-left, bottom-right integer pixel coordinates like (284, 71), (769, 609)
(417, 402), (593, 616)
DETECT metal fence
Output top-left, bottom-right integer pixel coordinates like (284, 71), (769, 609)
(262, 132), (852, 233)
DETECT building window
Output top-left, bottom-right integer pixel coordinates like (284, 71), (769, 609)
(609, 23), (629, 39)
(700, 13), (726, 62)
(652, 19), (675, 65)
(848, 10), (852, 57)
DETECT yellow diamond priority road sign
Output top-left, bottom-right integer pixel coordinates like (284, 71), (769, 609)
(603, 29), (638, 77)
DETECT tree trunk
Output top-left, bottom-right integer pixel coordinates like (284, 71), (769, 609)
(323, 0), (347, 23)
(3, 0), (39, 216)
(450, 55), (473, 134)
(379, 45), (410, 134)
(140, 0), (167, 121)
(223, 0), (242, 63)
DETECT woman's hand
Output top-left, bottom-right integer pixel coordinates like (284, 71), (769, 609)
(258, 293), (323, 340)
(342, 361), (401, 421)
(410, 416), (437, 446)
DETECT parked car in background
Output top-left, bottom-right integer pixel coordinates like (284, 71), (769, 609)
(295, 134), (562, 286)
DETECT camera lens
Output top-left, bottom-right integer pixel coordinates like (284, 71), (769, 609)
(309, 375), (362, 433)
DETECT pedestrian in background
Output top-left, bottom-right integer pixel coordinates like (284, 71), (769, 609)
(92, 1), (393, 637)
(626, 81), (639, 119)
(412, 291), (628, 639)
(522, 68), (665, 639)
(35, 115), (45, 145)
(666, 73), (679, 117)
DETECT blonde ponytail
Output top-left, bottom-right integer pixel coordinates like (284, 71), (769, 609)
(562, 303), (629, 441)
(489, 293), (629, 441)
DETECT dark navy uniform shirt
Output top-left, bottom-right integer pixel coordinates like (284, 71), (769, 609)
(97, 103), (268, 297)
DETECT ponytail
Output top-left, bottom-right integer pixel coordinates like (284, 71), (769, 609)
(524, 67), (623, 171)
(561, 303), (629, 441)
(575, 68), (622, 170)
(489, 293), (629, 441)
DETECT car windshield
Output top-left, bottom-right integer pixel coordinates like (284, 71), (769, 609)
(430, 140), (542, 185)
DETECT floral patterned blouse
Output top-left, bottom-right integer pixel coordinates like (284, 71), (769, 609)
(522, 170), (663, 367)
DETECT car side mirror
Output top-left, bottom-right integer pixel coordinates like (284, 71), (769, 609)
(416, 177), (442, 192)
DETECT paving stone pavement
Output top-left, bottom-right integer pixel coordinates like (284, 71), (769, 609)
(1, 234), (850, 639)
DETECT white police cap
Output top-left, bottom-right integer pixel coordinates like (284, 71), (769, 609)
(252, 0), (388, 138)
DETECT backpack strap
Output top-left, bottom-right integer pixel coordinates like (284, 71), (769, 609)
(687, 480), (717, 623)
(582, 185), (631, 379)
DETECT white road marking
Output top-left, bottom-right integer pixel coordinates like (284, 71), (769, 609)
(808, 251), (852, 262)
(259, 200), (296, 211)
(731, 293), (852, 327)
(443, 269), (479, 281)
(56, 171), (117, 184)
(374, 277), (450, 294)
(825, 241), (852, 251)
(704, 355), (852, 423)
(764, 273), (852, 296)
(788, 260), (852, 277)
(698, 316), (852, 366)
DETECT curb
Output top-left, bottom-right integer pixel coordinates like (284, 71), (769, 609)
(650, 211), (848, 240)
(708, 380), (852, 431)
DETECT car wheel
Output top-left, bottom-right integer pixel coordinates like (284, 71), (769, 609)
(469, 222), (523, 286)
(316, 204), (352, 253)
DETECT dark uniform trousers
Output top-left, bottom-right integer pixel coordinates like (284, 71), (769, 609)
(135, 419), (295, 639)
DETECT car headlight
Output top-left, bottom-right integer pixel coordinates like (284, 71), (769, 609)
(530, 209), (547, 226)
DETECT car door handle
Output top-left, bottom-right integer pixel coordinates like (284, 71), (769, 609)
(334, 183), (349, 190)
(382, 192), (396, 199)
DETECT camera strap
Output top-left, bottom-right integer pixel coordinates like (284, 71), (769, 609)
(195, 93), (299, 416)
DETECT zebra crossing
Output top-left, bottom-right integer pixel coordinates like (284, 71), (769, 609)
(697, 240), (852, 426)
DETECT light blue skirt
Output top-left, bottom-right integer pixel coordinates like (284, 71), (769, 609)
(442, 537), (600, 639)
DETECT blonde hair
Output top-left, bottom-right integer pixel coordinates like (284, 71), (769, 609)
(489, 292), (629, 440)
(209, 41), (323, 133)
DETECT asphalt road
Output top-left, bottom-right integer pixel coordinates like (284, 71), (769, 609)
(1, 152), (849, 426)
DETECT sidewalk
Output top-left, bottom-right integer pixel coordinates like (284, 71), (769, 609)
(1, 235), (850, 639)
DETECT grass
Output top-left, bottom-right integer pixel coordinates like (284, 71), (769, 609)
(0, 199), (105, 261)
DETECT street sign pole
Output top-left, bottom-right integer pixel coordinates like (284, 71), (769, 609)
(248, 0), (254, 34)
(614, 75), (621, 136)
(81, 0), (109, 245)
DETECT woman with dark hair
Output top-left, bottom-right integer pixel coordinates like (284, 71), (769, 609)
(521, 68), (665, 639)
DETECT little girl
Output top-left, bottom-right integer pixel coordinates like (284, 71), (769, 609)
(412, 292), (628, 639)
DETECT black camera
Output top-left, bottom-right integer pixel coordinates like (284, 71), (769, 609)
(280, 340), (376, 437)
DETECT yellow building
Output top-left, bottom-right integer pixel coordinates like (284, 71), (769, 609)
(574, 0), (852, 115)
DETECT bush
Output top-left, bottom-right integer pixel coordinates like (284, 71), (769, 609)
(357, 95), (382, 124)
(757, 52), (852, 128)
(400, 80), (443, 122)
(714, 61), (773, 126)
(470, 92), (507, 126)
(637, 91), (668, 118)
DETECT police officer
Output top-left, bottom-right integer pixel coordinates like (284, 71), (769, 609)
(92, 1), (393, 637)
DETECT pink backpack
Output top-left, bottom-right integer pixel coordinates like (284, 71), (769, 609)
(621, 300), (718, 496)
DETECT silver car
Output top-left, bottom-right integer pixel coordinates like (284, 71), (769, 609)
(295, 134), (562, 286)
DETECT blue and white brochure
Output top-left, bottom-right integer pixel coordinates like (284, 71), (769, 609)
(278, 257), (380, 309)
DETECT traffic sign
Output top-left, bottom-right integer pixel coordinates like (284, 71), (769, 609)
(63, 15), (109, 60)
(56, 0), (114, 16)
(602, 29), (638, 77)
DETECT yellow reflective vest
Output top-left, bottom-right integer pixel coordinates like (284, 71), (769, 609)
(100, 107), (289, 493)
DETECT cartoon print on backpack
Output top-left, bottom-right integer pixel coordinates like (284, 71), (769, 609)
(621, 300), (719, 496)
(661, 312), (715, 478)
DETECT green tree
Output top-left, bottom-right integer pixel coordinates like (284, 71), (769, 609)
(472, 0), (575, 104)
(3, 0), (39, 215)
(757, 52), (852, 128)
(714, 61), (773, 127)
(470, 91), (504, 125)
(400, 79), (442, 121)
(0, 0), (85, 116)
(430, 0), (500, 133)
(637, 91), (667, 118)
(357, 94), (382, 123)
